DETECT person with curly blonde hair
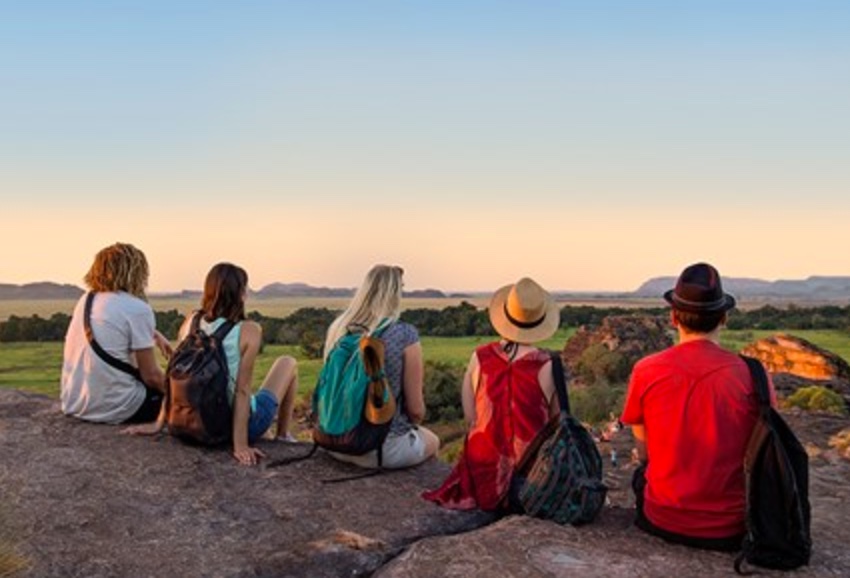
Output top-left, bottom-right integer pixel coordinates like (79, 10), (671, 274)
(62, 242), (172, 424)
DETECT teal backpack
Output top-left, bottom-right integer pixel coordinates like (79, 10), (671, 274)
(311, 322), (397, 467)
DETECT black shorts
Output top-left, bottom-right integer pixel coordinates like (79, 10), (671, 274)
(123, 386), (164, 424)
(632, 463), (744, 552)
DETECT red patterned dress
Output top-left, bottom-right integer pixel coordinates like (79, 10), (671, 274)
(423, 342), (551, 510)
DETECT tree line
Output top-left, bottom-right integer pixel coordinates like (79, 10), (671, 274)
(3, 303), (850, 351)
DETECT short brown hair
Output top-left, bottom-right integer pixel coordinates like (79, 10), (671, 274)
(84, 243), (149, 299)
(673, 308), (726, 334)
(201, 263), (248, 323)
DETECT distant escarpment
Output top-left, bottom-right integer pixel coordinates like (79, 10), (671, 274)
(0, 282), (83, 300)
(634, 275), (850, 301)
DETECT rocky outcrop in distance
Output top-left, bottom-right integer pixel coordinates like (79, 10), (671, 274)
(561, 315), (673, 384)
(742, 333), (850, 404)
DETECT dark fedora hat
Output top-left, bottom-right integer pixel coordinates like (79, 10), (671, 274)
(663, 262), (736, 313)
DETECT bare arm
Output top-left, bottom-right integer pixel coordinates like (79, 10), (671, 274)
(135, 347), (166, 393)
(631, 424), (647, 463)
(461, 352), (479, 427)
(536, 359), (559, 419)
(153, 330), (173, 359)
(402, 342), (426, 424)
(122, 397), (167, 435)
(232, 322), (264, 466)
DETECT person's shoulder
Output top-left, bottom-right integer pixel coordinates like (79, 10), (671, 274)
(387, 320), (418, 338)
(632, 346), (675, 372)
(240, 319), (262, 339)
(110, 291), (151, 308)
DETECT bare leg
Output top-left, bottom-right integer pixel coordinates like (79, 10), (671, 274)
(259, 355), (298, 439)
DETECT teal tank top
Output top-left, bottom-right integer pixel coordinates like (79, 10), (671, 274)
(199, 317), (242, 405)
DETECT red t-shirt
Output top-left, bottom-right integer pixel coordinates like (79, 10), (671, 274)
(621, 339), (776, 539)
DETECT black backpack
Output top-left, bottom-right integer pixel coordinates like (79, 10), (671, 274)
(735, 356), (812, 574)
(508, 352), (608, 525)
(165, 313), (235, 446)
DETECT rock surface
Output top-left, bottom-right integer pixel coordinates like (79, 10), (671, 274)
(741, 333), (850, 382)
(2, 389), (850, 577)
(741, 333), (850, 404)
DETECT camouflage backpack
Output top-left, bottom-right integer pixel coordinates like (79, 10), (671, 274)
(509, 353), (608, 525)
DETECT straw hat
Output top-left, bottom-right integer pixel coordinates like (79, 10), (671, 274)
(488, 277), (560, 343)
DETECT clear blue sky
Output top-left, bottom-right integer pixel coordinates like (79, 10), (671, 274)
(2, 2), (849, 292)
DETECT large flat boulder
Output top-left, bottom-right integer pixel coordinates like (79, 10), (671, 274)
(378, 409), (850, 578)
(2, 389), (850, 577)
(0, 389), (491, 577)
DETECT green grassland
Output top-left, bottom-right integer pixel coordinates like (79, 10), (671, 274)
(2, 328), (847, 401)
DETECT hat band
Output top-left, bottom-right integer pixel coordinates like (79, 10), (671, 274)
(672, 293), (727, 309)
(504, 304), (546, 329)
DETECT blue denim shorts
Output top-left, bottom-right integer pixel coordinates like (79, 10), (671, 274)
(247, 389), (279, 443)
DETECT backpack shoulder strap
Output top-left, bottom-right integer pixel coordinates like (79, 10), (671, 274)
(371, 318), (393, 337)
(549, 351), (571, 417)
(84, 292), (143, 381)
(188, 311), (203, 334)
(211, 319), (236, 342)
(740, 355), (771, 413)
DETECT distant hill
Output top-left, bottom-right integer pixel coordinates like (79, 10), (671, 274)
(0, 282), (84, 300)
(634, 276), (850, 300)
(256, 282), (354, 298)
(255, 282), (447, 299)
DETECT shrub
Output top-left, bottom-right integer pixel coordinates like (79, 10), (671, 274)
(569, 381), (626, 426)
(784, 386), (848, 415)
(574, 344), (630, 385)
(423, 361), (465, 423)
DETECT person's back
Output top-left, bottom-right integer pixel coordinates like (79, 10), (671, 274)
(424, 277), (559, 511)
(622, 262), (775, 551)
(624, 340), (759, 538)
(425, 340), (551, 510)
(60, 242), (167, 425)
(62, 290), (156, 423)
(320, 265), (440, 470)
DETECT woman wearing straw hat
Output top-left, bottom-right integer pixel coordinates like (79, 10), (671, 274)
(423, 276), (561, 511)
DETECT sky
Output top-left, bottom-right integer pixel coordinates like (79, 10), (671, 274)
(2, 1), (849, 293)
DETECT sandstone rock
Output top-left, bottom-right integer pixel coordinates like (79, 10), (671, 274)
(3, 388), (850, 577)
(741, 333), (850, 382)
(0, 389), (491, 578)
(741, 333), (850, 404)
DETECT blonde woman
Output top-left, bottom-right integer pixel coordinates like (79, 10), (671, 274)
(322, 265), (440, 469)
(61, 242), (172, 424)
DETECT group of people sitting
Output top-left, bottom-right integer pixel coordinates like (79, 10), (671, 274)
(60, 242), (775, 554)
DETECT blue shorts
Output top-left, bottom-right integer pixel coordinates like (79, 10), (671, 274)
(247, 389), (279, 443)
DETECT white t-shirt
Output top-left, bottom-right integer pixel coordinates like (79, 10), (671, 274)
(61, 291), (156, 423)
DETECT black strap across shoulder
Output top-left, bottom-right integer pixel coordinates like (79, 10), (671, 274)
(550, 351), (571, 417)
(740, 355), (771, 414)
(84, 292), (143, 382)
(190, 312), (235, 342)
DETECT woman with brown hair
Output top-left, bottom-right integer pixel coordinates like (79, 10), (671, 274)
(126, 262), (299, 466)
(61, 242), (172, 424)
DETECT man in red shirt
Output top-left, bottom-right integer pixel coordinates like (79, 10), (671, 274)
(621, 262), (775, 551)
